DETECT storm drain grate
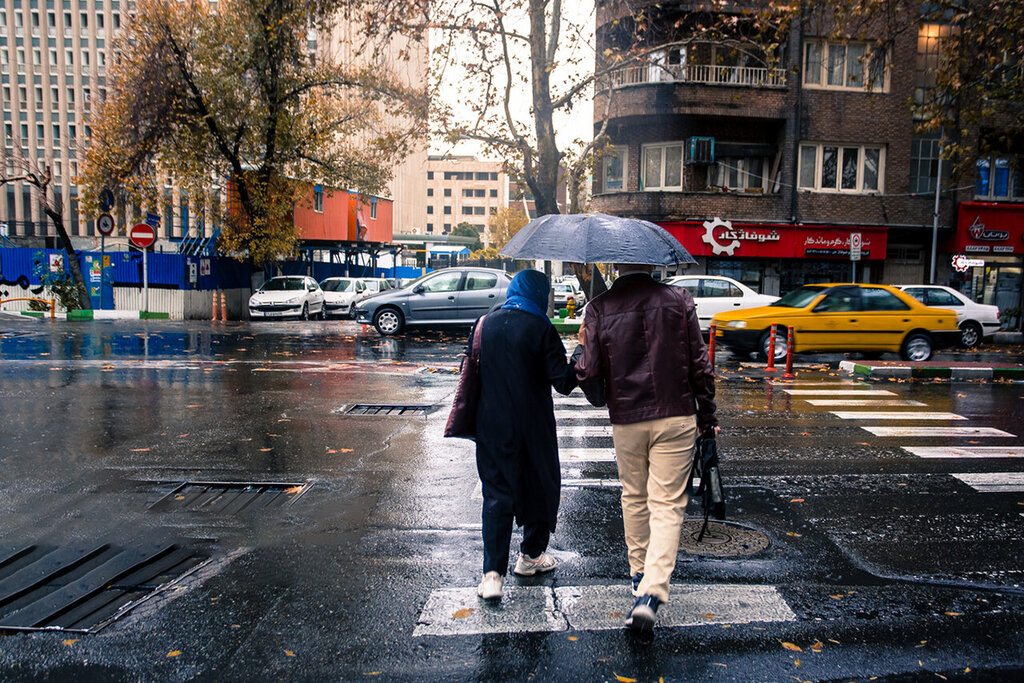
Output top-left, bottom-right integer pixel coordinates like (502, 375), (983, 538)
(336, 404), (432, 417)
(0, 542), (209, 633)
(678, 521), (771, 558)
(150, 480), (312, 513)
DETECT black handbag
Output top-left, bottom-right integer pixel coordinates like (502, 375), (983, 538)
(444, 316), (485, 440)
(689, 433), (726, 542)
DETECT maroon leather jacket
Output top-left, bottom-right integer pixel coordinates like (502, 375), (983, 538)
(575, 273), (717, 430)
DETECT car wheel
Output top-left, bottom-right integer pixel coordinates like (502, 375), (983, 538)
(758, 328), (788, 362)
(373, 307), (404, 335)
(959, 321), (982, 348)
(300, 302), (309, 321)
(319, 304), (327, 321)
(901, 332), (933, 361)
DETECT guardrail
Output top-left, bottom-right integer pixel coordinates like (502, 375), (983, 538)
(0, 297), (56, 318)
(605, 62), (787, 90)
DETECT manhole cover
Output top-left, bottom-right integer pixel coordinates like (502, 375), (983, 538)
(679, 521), (770, 557)
(336, 404), (432, 416)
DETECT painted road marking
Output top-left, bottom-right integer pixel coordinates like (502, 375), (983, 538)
(553, 396), (603, 406)
(560, 448), (616, 462)
(561, 478), (622, 489)
(554, 409), (608, 419)
(804, 399), (925, 407)
(860, 426), (1016, 437)
(783, 389), (896, 396)
(831, 411), (966, 421)
(903, 446), (1024, 459)
(952, 472), (1024, 493)
(559, 426), (615, 438)
(413, 583), (796, 637)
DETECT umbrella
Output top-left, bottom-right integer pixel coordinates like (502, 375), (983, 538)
(499, 212), (696, 266)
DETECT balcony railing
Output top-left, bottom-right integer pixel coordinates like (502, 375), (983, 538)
(606, 62), (787, 90)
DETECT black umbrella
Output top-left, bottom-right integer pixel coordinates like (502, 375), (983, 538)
(499, 212), (696, 266)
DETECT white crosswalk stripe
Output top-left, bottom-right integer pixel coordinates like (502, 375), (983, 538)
(903, 446), (1024, 459)
(554, 409), (608, 419)
(561, 478), (622, 488)
(559, 448), (616, 462)
(783, 389), (896, 396)
(413, 583), (796, 636)
(831, 411), (966, 421)
(952, 473), (1024, 493)
(804, 399), (925, 407)
(860, 426), (1016, 437)
(559, 426), (615, 438)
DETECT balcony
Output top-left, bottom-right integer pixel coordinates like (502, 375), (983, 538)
(606, 61), (787, 90)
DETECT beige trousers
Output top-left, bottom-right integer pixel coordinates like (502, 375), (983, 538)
(612, 414), (697, 603)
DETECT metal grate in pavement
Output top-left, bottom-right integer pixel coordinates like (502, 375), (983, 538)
(149, 480), (312, 513)
(335, 404), (432, 416)
(0, 542), (209, 633)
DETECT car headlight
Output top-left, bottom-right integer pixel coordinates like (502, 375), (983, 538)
(727, 320), (747, 329)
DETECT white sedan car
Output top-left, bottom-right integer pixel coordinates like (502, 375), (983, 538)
(248, 276), (325, 320)
(896, 285), (1001, 347)
(319, 277), (365, 318)
(664, 275), (779, 332)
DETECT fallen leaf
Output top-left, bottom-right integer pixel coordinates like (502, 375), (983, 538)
(130, 448), (150, 452)
(267, 433), (280, 438)
(63, 639), (78, 646)
(712, 663), (727, 667)
(167, 650), (181, 658)
(283, 486), (303, 494)
(567, 636), (578, 641)
(700, 613), (715, 619)
(231, 624), (241, 628)
(828, 639), (841, 644)
(339, 448), (354, 453)
(278, 418), (291, 422)
(794, 659), (801, 667)
(178, 434), (189, 438)
(614, 674), (637, 683)
(800, 432), (811, 436)
(185, 405), (203, 408)
(944, 611), (961, 616)
(857, 442), (870, 446)
(452, 608), (474, 619)
(364, 673), (381, 676)
(608, 612), (623, 618)
(285, 650), (295, 657)
(919, 660), (924, 666)
(786, 532), (802, 537)
(829, 594), (844, 599)
(258, 448), (273, 452)
(781, 641), (802, 652)
(790, 498), (805, 503)
(174, 495), (185, 500)
(936, 675), (947, 681)
(327, 449), (338, 454)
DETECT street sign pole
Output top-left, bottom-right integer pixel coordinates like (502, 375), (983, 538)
(100, 234), (105, 309)
(129, 223), (156, 313)
(143, 247), (149, 313)
(849, 232), (862, 283)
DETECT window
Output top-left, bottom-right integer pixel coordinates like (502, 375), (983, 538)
(714, 157), (769, 191)
(465, 272), (498, 290)
(427, 171), (434, 180)
(923, 288), (962, 307)
(915, 24), (952, 109)
(369, 197), (377, 219)
(909, 134), (949, 194)
(461, 206), (473, 215)
(426, 223), (434, 233)
(975, 156), (1024, 199)
(426, 188), (433, 197)
(803, 39), (887, 91)
(489, 189), (497, 198)
(421, 271), (462, 292)
(473, 189), (484, 197)
(443, 188), (451, 197)
(473, 206), (485, 215)
(860, 288), (909, 311)
(642, 143), (683, 191)
(443, 206), (451, 214)
(603, 146), (628, 192)
(426, 205), (433, 214)
(462, 188), (473, 197)
(490, 172), (498, 181)
(475, 172), (489, 180)
(799, 143), (883, 193)
(313, 187), (323, 212)
(702, 280), (742, 298)
(489, 206), (497, 215)
(443, 223), (451, 232)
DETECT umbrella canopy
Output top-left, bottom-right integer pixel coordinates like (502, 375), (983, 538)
(499, 212), (696, 266)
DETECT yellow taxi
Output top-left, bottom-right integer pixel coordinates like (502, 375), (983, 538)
(711, 283), (959, 362)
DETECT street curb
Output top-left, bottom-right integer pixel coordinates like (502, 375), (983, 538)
(551, 318), (582, 334)
(22, 310), (170, 321)
(840, 360), (1024, 381)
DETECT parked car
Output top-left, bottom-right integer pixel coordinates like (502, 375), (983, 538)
(359, 278), (394, 300)
(248, 276), (325, 320)
(319, 277), (366, 318)
(663, 275), (779, 332)
(553, 282), (586, 309)
(895, 285), (1000, 348)
(712, 283), (960, 362)
(353, 267), (512, 335)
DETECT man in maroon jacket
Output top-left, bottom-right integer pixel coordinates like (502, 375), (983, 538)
(575, 264), (718, 634)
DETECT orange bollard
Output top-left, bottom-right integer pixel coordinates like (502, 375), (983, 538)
(782, 326), (796, 379)
(220, 292), (228, 321)
(764, 323), (778, 372)
(708, 323), (716, 372)
(212, 293), (219, 321)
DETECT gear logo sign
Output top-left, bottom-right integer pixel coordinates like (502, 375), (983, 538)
(702, 217), (740, 256)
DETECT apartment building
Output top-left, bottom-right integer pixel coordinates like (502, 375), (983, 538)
(0, 1), (426, 253)
(423, 155), (507, 244)
(592, 1), (1021, 321)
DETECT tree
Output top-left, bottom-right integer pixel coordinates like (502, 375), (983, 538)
(452, 222), (483, 251)
(487, 206), (529, 249)
(0, 155), (90, 309)
(79, 0), (428, 266)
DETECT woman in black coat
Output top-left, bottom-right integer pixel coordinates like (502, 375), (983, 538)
(472, 269), (578, 600)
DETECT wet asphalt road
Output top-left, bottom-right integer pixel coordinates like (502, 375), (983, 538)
(0, 318), (1023, 681)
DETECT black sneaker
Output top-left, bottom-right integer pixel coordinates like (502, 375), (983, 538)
(630, 572), (644, 596)
(625, 594), (660, 633)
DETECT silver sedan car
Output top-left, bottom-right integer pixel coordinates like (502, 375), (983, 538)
(352, 267), (512, 335)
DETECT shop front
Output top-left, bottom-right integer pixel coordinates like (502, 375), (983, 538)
(660, 218), (889, 296)
(943, 202), (1024, 331)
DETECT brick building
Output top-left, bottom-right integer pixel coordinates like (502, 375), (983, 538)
(591, 1), (1022, 323)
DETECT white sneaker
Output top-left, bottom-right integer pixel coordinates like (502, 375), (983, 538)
(513, 552), (557, 576)
(477, 571), (504, 600)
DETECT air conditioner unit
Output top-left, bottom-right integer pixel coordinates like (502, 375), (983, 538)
(686, 137), (715, 165)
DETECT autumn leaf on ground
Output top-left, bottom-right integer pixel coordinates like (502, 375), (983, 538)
(284, 650), (295, 657)
(452, 608), (474, 619)
(63, 639), (78, 646)
(131, 448), (150, 452)
(829, 594), (844, 600)
(167, 650), (181, 657)
(174, 495), (185, 500)
(786, 532), (802, 537)
(277, 418), (291, 422)
(267, 433), (280, 438)
(567, 636), (578, 641)
(944, 611), (961, 616)
(283, 486), (303, 494)
(258, 448), (273, 452)
(614, 674), (637, 683)
(810, 641), (824, 652)
(790, 498), (805, 503)
(700, 613), (715, 619)
(780, 641), (802, 652)
(185, 405), (203, 408)
(178, 434), (189, 438)
(327, 449), (338, 454)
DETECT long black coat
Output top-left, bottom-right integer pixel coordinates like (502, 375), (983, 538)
(472, 308), (577, 532)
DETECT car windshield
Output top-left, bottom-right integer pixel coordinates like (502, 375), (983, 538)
(554, 284), (571, 293)
(321, 280), (353, 292)
(771, 285), (827, 308)
(260, 278), (304, 292)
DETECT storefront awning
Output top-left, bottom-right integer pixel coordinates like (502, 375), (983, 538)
(660, 219), (888, 260)
(944, 202), (1024, 256)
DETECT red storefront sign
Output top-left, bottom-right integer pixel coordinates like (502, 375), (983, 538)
(945, 202), (1024, 255)
(660, 218), (888, 260)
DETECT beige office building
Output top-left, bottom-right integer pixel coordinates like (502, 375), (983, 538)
(0, 1), (426, 247)
(423, 155), (508, 245)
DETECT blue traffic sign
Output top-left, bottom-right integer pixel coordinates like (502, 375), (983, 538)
(145, 212), (161, 228)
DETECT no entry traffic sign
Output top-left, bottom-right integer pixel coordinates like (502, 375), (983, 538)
(129, 223), (157, 249)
